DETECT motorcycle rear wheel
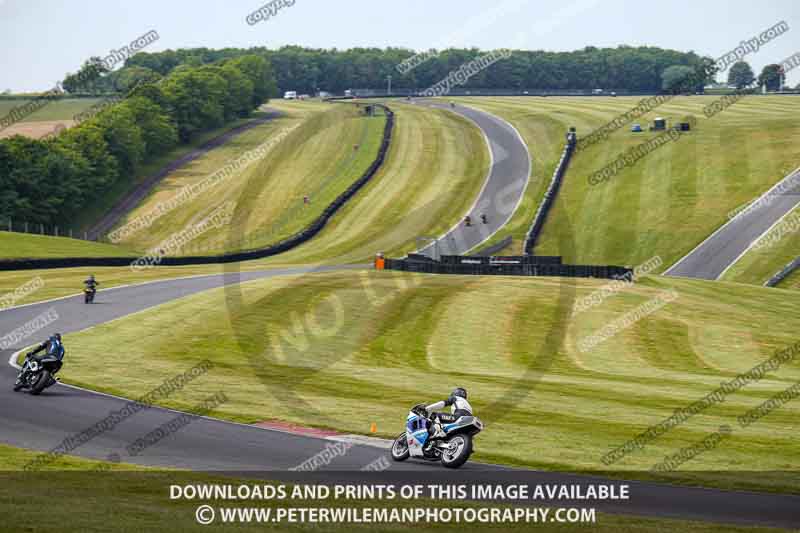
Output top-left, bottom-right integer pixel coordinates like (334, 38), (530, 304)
(30, 370), (51, 395)
(441, 434), (472, 469)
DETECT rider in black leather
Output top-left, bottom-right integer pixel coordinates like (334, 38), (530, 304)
(84, 275), (99, 291)
(28, 334), (65, 362)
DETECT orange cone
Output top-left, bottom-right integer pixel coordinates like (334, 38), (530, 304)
(370, 422), (377, 433)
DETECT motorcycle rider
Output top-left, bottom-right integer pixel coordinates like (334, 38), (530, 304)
(27, 333), (65, 363)
(426, 387), (473, 439)
(84, 275), (99, 303)
(84, 275), (99, 292)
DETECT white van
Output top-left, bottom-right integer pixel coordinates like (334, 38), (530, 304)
(283, 91), (298, 100)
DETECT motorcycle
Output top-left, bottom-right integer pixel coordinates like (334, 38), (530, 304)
(13, 352), (62, 395)
(84, 287), (96, 304)
(390, 404), (483, 469)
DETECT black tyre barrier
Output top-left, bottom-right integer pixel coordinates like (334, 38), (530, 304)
(765, 256), (800, 287)
(385, 257), (630, 280)
(523, 132), (577, 255)
(0, 104), (395, 272)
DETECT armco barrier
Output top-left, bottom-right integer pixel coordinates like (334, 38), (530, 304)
(385, 256), (631, 280)
(523, 131), (577, 255)
(0, 104), (395, 272)
(765, 256), (800, 287)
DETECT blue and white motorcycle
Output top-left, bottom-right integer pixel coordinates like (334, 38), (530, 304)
(390, 404), (483, 469)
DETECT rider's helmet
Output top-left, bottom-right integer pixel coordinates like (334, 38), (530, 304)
(452, 387), (467, 400)
(88, 275), (95, 281)
(51, 333), (62, 342)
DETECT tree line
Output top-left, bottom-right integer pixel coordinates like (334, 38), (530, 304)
(1, 44), (777, 230)
(124, 45), (712, 94)
(726, 61), (793, 91)
(0, 55), (277, 227)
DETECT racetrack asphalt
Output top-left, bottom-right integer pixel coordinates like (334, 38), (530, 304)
(665, 166), (800, 280)
(1, 105), (798, 528)
(414, 101), (531, 256)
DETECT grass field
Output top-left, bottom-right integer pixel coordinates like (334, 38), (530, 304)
(73, 111), (280, 233)
(2, 99), (489, 266)
(454, 96), (800, 272)
(0, 446), (785, 533)
(108, 101), (352, 253)
(0, 100), (487, 307)
(49, 270), (800, 493)
(0, 97), (105, 123)
(265, 102), (490, 264)
(0, 98), (106, 140)
(110, 100), (489, 263)
(0, 231), (136, 259)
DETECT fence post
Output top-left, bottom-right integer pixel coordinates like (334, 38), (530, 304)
(7, 218), (11, 232)
(40, 224), (44, 235)
(69, 228), (73, 239)
(55, 226), (59, 237)
(24, 221), (28, 233)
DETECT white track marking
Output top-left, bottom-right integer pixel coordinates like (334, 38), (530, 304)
(665, 165), (800, 276)
(413, 101), (532, 256)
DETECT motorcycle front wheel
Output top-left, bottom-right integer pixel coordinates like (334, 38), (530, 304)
(390, 432), (410, 462)
(441, 434), (472, 469)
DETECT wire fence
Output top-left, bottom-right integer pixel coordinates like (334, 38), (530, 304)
(1, 218), (95, 241)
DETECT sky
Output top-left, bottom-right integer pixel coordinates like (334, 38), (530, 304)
(0, 0), (798, 92)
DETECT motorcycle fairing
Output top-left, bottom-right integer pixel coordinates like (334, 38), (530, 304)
(406, 412), (429, 457)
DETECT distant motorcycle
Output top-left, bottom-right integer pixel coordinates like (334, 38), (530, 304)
(14, 353), (62, 395)
(84, 287), (96, 304)
(390, 404), (483, 469)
